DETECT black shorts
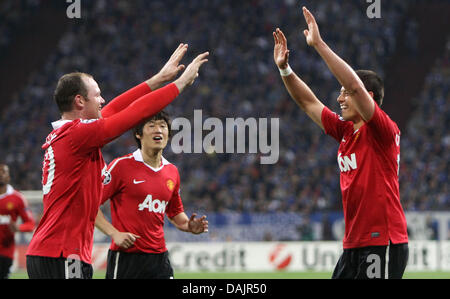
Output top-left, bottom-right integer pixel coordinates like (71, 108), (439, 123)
(332, 242), (409, 279)
(26, 255), (93, 279)
(106, 250), (174, 279)
(0, 255), (13, 279)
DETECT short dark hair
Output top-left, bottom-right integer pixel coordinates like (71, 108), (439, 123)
(133, 110), (172, 149)
(355, 70), (384, 107)
(53, 72), (92, 113)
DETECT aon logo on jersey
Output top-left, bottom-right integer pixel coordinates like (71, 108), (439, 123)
(138, 195), (167, 214)
(338, 153), (357, 173)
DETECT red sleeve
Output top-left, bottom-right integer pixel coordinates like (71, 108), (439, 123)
(16, 194), (35, 232)
(101, 82), (152, 118)
(69, 83), (179, 150)
(166, 169), (184, 218)
(321, 106), (352, 142)
(69, 119), (108, 153)
(102, 83), (180, 143)
(366, 104), (400, 146)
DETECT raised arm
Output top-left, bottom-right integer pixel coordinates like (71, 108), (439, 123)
(302, 7), (375, 121)
(101, 51), (209, 144)
(145, 43), (188, 91)
(101, 43), (189, 118)
(273, 28), (325, 130)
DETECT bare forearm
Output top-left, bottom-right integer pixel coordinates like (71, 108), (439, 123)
(314, 40), (363, 92)
(169, 217), (190, 233)
(145, 73), (167, 91)
(281, 71), (324, 129)
(95, 210), (119, 237)
(314, 40), (375, 120)
(282, 71), (319, 109)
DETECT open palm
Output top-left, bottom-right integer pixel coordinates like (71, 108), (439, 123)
(302, 6), (322, 47)
(273, 28), (290, 69)
(158, 43), (188, 82)
(188, 213), (208, 234)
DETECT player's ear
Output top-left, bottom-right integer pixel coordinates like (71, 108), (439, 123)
(368, 91), (374, 99)
(135, 132), (142, 140)
(73, 95), (85, 111)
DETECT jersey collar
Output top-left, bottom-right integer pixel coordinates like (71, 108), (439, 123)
(51, 119), (73, 130)
(0, 184), (14, 199)
(132, 149), (170, 172)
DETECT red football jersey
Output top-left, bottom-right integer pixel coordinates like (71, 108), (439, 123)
(102, 149), (184, 254)
(26, 119), (108, 264)
(322, 104), (408, 249)
(0, 185), (35, 259)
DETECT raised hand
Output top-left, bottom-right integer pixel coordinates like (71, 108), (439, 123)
(273, 28), (290, 69)
(158, 43), (188, 82)
(302, 6), (323, 48)
(188, 213), (208, 234)
(174, 51), (209, 92)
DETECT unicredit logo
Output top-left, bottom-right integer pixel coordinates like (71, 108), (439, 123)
(268, 244), (292, 270)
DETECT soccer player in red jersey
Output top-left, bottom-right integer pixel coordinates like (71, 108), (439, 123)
(273, 7), (408, 279)
(0, 164), (35, 279)
(95, 110), (208, 279)
(26, 44), (209, 279)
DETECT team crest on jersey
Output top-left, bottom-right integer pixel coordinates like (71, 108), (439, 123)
(103, 170), (112, 185)
(353, 131), (361, 144)
(166, 179), (175, 191)
(6, 202), (14, 211)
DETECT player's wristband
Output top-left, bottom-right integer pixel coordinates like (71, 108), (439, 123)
(279, 65), (293, 77)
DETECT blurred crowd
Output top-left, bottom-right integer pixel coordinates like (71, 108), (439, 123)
(400, 39), (450, 211)
(0, 0), (41, 55)
(0, 0), (448, 223)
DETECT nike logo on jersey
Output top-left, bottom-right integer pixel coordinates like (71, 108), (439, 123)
(133, 179), (146, 184)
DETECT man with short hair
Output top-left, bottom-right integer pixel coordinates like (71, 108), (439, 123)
(26, 44), (209, 279)
(273, 7), (408, 279)
(95, 111), (208, 279)
(0, 163), (35, 279)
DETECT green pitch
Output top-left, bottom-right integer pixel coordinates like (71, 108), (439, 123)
(9, 271), (450, 279)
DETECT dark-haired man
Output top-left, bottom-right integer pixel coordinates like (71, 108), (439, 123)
(95, 111), (208, 279)
(273, 7), (408, 279)
(26, 44), (209, 279)
(0, 164), (35, 279)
